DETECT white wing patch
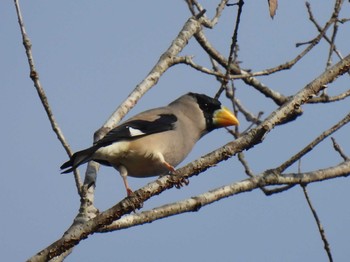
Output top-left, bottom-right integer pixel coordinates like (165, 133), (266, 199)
(128, 127), (145, 137)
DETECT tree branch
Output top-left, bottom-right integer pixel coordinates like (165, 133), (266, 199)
(194, 30), (288, 105)
(331, 137), (349, 161)
(307, 89), (350, 103)
(301, 185), (333, 262)
(100, 160), (350, 232)
(275, 111), (350, 173)
(14, 0), (83, 195)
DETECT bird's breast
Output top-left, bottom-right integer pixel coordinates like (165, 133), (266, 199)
(119, 153), (170, 178)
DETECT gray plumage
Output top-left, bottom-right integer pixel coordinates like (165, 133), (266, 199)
(61, 92), (239, 195)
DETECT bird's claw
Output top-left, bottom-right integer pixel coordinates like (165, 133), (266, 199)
(126, 188), (134, 197)
(173, 177), (189, 189)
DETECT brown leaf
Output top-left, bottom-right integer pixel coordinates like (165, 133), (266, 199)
(268, 0), (278, 18)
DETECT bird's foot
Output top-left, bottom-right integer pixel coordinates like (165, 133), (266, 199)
(124, 187), (144, 211)
(126, 187), (134, 197)
(169, 175), (189, 189)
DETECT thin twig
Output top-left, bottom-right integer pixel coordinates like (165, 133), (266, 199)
(237, 152), (279, 195)
(173, 56), (227, 78)
(195, 30), (288, 105)
(237, 152), (296, 196)
(185, 0), (229, 28)
(237, 152), (254, 178)
(275, 112), (350, 173)
(13, 0), (83, 195)
(339, 18), (350, 23)
(301, 184), (333, 262)
(255, 112), (350, 196)
(331, 137), (349, 160)
(326, 20), (339, 68)
(194, 1), (345, 108)
(263, 185), (296, 195)
(215, 0), (244, 99)
(308, 89), (350, 103)
(305, 2), (345, 63)
(234, 98), (263, 126)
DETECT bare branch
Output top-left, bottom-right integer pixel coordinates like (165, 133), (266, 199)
(305, 1), (345, 62)
(339, 18), (350, 24)
(194, 30), (288, 105)
(266, 14), (336, 76)
(234, 98), (263, 126)
(331, 137), (349, 161)
(100, 160), (350, 233)
(237, 152), (254, 178)
(185, 0), (229, 28)
(194, 1), (345, 106)
(275, 112), (350, 173)
(301, 185), (333, 262)
(173, 56), (227, 78)
(215, 0), (244, 99)
(244, 111), (350, 196)
(238, 108), (349, 196)
(308, 89), (350, 103)
(326, 19), (339, 68)
(13, 0), (83, 195)
(28, 158), (350, 262)
(200, 0), (346, 101)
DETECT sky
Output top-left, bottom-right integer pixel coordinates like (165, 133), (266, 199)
(1, 1), (350, 261)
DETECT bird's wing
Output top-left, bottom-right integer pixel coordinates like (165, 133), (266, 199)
(60, 113), (178, 174)
(96, 113), (178, 147)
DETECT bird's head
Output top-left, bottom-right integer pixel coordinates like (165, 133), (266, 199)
(188, 92), (239, 132)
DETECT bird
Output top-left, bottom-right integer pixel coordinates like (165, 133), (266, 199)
(61, 92), (239, 196)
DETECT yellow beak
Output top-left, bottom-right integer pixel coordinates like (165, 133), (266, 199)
(213, 106), (239, 127)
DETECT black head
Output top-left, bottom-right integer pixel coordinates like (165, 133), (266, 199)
(188, 92), (222, 132)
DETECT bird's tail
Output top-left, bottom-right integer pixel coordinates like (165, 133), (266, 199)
(60, 146), (98, 174)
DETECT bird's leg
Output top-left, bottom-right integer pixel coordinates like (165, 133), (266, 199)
(162, 160), (176, 173)
(157, 155), (189, 189)
(117, 165), (133, 196)
(124, 179), (134, 196)
(154, 152), (176, 173)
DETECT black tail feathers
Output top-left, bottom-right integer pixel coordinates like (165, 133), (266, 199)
(60, 147), (97, 174)
(60, 158), (75, 174)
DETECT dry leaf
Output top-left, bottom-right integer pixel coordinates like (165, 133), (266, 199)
(268, 0), (278, 18)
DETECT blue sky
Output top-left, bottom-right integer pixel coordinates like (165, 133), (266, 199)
(2, 1), (350, 261)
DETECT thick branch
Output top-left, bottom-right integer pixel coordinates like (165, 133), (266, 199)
(101, 160), (350, 232)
